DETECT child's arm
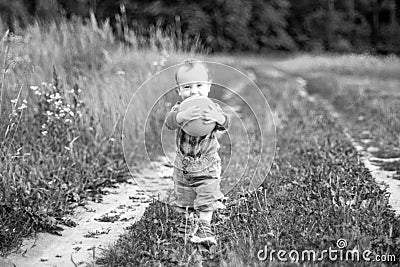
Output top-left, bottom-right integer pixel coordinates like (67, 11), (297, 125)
(165, 103), (202, 130)
(214, 104), (230, 131)
(165, 103), (182, 130)
(202, 103), (230, 131)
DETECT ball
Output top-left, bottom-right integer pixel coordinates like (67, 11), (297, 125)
(178, 96), (216, 136)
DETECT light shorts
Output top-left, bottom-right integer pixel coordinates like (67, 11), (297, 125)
(171, 151), (225, 212)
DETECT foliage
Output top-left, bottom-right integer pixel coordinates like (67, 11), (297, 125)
(0, 15), (186, 255)
(1, 0), (399, 54)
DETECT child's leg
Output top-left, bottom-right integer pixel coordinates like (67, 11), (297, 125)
(197, 210), (213, 223)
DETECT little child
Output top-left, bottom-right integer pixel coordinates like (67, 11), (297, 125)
(165, 59), (229, 246)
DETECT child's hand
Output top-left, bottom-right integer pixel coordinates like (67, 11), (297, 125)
(202, 104), (225, 125)
(176, 106), (202, 124)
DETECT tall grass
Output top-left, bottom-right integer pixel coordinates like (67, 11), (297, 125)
(0, 13), (205, 255)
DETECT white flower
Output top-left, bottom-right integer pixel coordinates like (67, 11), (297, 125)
(65, 118), (72, 123)
(10, 99), (18, 104)
(30, 86), (38, 91)
(69, 111), (74, 117)
(46, 111), (53, 116)
(41, 130), (48, 136)
(41, 124), (46, 129)
(117, 70), (125, 76)
(17, 104), (27, 110)
(34, 90), (42, 96)
(159, 57), (167, 66)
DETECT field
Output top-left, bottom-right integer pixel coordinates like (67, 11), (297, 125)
(1, 18), (400, 266)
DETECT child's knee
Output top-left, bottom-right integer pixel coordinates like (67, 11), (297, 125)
(171, 205), (195, 214)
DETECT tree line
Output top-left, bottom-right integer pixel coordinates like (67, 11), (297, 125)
(1, 0), (399, 54)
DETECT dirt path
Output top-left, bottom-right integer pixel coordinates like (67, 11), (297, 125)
(1, 159), (173, 267)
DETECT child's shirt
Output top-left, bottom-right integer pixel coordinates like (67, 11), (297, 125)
(165, 101), (229, 158)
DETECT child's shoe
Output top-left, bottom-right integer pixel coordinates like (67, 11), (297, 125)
(176, 212), (199, 238)
(190, 219), (217, 246)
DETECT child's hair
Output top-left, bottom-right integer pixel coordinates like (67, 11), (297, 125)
(175, 59), (210, 85)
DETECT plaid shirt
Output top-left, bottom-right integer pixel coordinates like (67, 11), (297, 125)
(165, 101), (229, 158)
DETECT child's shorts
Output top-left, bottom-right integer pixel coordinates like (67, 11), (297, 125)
(171, 151), (225, 212)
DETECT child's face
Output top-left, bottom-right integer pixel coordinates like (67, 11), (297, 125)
(176, 63), (211, 99)
(178, 81), (211, 99)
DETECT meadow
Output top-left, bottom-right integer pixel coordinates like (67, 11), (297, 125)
(0, 16), (203, 255)
(97, 54), (400, 266)
(1, 16), (400, 266)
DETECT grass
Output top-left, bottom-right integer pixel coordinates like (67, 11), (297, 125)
(0, 15), (206, 255)
(271, 53), (400, 79)
(96, 60), (400, 266)
(272, 53), (400, 160)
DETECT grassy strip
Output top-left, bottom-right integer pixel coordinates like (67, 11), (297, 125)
(271, 53), (400, 160)
(97, 67), (400, 266)
(304, 74), (400, 159)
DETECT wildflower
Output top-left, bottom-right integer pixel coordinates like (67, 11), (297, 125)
(10, 99), (18, 104)
(41, 130), (48, 136)
(69, 111), (74, 117)
(17, 104), (27, 110)
(23, 99), (27, 104)
(159, 57), (167, 66)
(49, 93), (61, 99)
(117, 70), (125, 76)
(41, 124), (46, 129)
(161, 49), (169, 58)
(34, 90), (42, 96)
(65, 119), (72, 123)
(30, 86), (38, 91)
(46, 111), (53, 116)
